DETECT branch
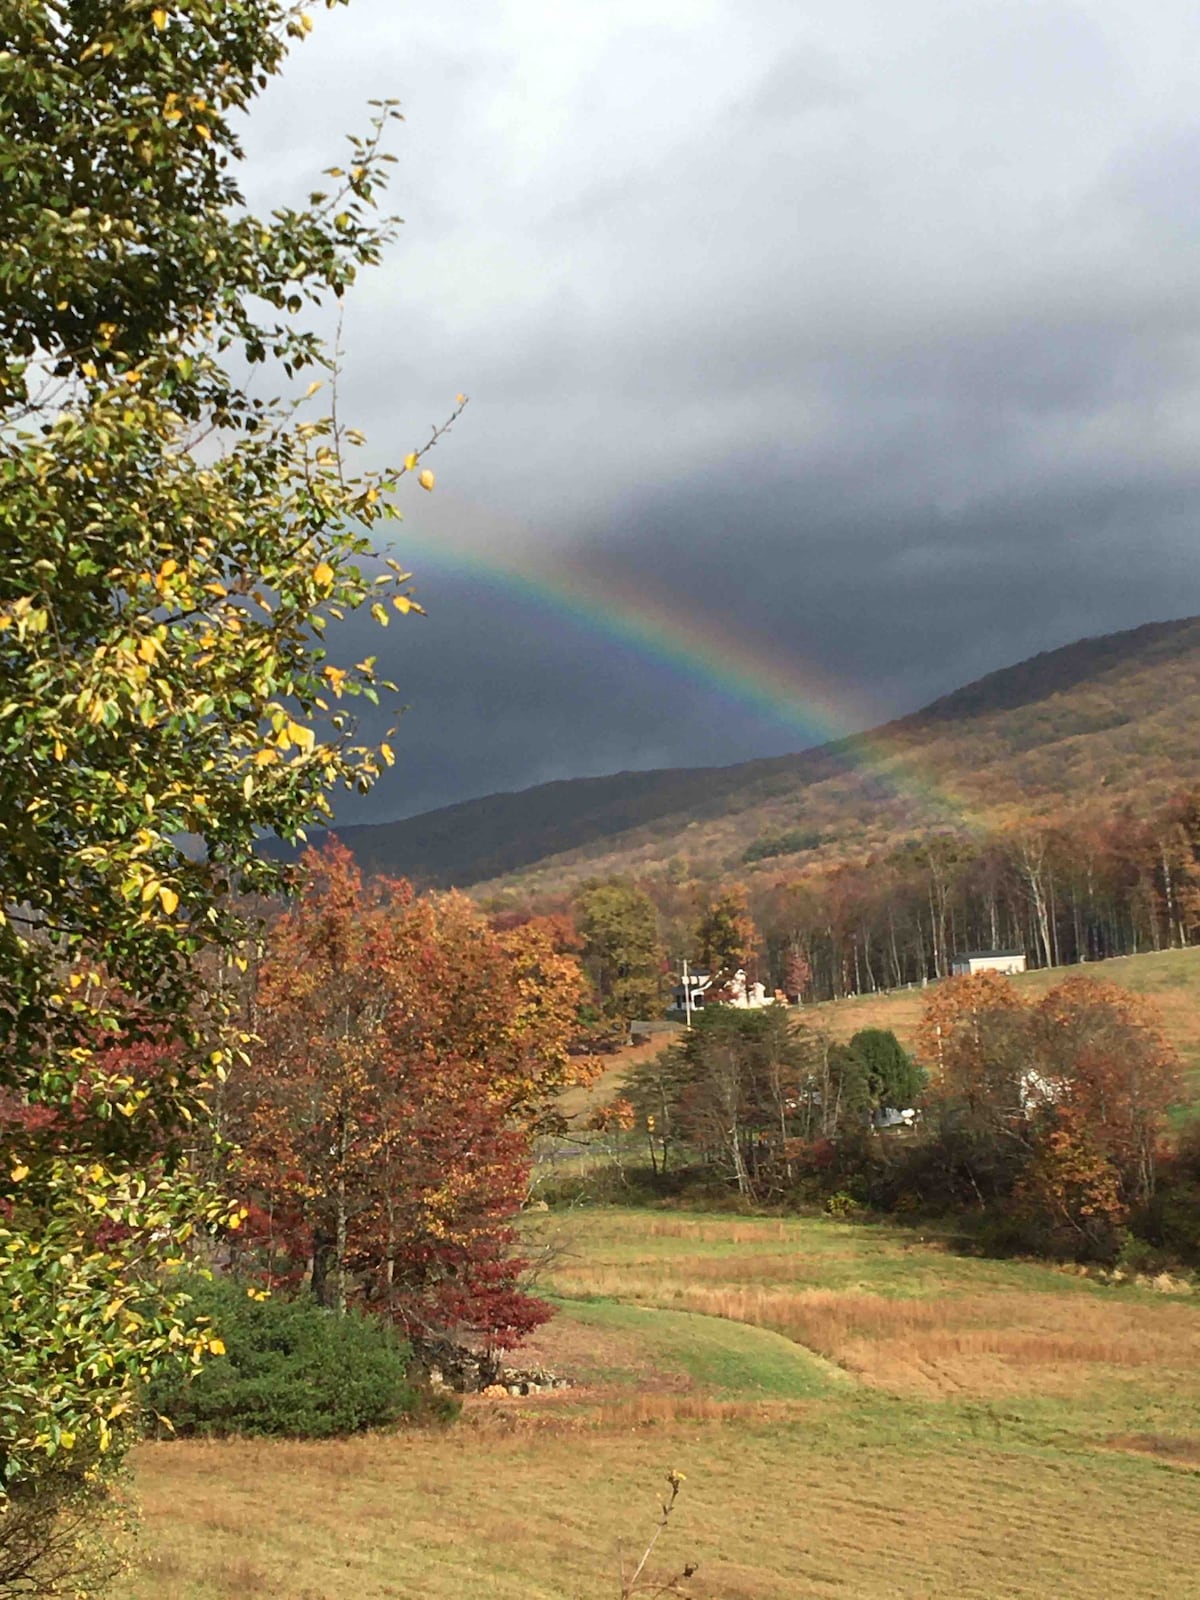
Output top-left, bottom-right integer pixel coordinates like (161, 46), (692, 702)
(619, 1472), (695, 1600)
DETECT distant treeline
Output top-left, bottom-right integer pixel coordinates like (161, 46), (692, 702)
(742, 794), (1200, 1003)
(487, 792), (1200, 1023)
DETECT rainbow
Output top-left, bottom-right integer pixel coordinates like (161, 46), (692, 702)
(392, 516), (979, 829)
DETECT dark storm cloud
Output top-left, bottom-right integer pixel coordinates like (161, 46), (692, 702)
(237, 1), (1200, 823)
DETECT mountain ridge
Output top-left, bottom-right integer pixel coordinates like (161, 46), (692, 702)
(304, 615), (1200, 892)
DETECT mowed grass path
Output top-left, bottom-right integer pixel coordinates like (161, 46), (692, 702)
(125, 1210), (1200, 1599)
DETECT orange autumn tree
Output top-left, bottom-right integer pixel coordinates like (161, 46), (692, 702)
(917, 969), (1033, 1122)
(1032, 975), (1181, 1209)
(917, 971), (1181, 1251)
(226, 841), (587, 1350)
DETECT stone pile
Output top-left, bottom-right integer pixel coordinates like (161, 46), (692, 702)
(413, 1336), (569, 1395)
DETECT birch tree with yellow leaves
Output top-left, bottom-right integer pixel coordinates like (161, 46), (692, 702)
(0, 1), (452, 1580)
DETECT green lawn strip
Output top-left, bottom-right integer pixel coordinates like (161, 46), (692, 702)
(552, 1295), (840, 1398)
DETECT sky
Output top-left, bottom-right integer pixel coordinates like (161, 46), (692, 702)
(242, 0), (1200, 824)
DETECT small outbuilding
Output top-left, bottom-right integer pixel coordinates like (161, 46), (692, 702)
(950, 949), (1026, 977)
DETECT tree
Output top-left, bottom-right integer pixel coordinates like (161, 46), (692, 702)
(574, 879), (663, 1033)
(635, 1008), (852, 1201)
(846, 1028), (925, 1113)
(1012, 1106), (1128, 1260)
(1033, 976), (1180, 1207)
(228, 843), (587, 1350)
(0, 0), (443, 1549)
(916, 971), (1033, 1120)
(914, 971), (1181, 1244)
(694, 887), (758, 982)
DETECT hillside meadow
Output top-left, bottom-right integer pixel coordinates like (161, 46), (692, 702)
(122, 1208), (1200, 1599)
(810, 945), (1200, 1083)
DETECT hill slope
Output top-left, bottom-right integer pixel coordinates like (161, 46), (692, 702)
(322, 615), (1200, 890)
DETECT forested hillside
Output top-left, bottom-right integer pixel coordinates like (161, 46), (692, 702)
(323, 616), (1200, 892)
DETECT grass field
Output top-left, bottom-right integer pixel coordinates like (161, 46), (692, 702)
(122, 1208), (1200, 1599)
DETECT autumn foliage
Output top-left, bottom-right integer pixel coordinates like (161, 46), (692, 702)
(226, 842), (588, 1350)
(912, 971), (1182, 1254)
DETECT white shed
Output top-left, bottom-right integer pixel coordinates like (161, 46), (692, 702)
(950, 949), (1027, 977)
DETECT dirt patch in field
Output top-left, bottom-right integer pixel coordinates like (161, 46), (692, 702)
(556, 1035), (678, 1120)
(1106, 1434), (1200, 1470)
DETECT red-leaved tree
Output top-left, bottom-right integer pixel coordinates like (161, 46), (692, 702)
(225, 842), (588, 1352)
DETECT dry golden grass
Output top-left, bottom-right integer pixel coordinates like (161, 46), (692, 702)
(556, 1034), (679, 1122)
(123, 1409), (1200, 1599)
(120, 1208), (1200, 1599)
(548, 1271), (1200, 1399)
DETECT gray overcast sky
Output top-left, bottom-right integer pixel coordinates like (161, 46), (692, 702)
(243, 0), (1200, 823)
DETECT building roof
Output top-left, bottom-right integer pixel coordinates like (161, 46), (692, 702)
(955, 949), (1025, 959)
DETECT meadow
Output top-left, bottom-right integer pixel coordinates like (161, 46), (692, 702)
(122, 1208), (1200, 1599)
(810, 945), (1200, 1075)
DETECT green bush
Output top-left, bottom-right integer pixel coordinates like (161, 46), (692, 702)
(144, 1276), (424, 1439)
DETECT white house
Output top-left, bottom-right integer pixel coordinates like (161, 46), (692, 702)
(950, 949), (1026, 977)
(669, 968), (774, 1014)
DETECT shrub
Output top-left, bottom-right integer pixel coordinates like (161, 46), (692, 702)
(144, 1276), (423, 1439)
(0, 1458), (132, 1600)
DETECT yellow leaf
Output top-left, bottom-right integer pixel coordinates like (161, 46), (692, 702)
(313, 561), (334, 588)
(195, 124), (212, 141)
(418, 469), (435, 492)
(380, 742), (395, 767)
(403, 452), (418, 472)
(10, 1165), (29, 1183)
(305, 379), (323, 398)
(207, 1337), (227, 1356)
(152, 7), (168, 28)
(137, 636), (158, 663)
(158, 886), (179, 915)
(286, 720), (316, 754)
(141, 879), (160, 903)
(456, 392), (467, 404)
